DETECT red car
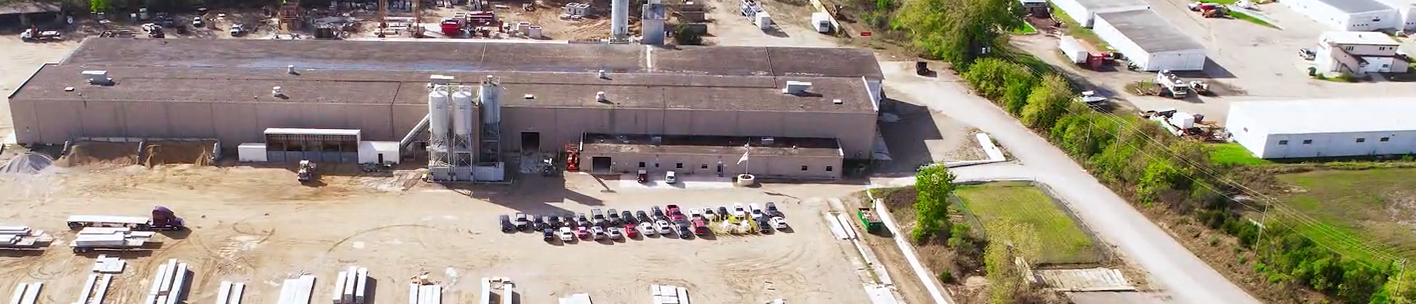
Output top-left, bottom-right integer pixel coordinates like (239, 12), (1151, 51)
(692, 218), (709, 235)
(575, 226), (590, 239)
(666, 204), (685, 221)
(624, 224), (640, 238)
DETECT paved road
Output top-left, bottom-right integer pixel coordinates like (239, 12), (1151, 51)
(875, 62), (1261, 304)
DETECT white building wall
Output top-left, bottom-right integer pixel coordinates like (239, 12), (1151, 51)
(1346, 10), (1403, 30)
(1224, 110), (1269, 158)
(1052, 0), (1095, 27)
(1091, 15), (1205, 71)
(358, 141), (402, 164)
(1286, 0), (1401, 30)
(237, 143), (268, 162)
(1238, 130), (1416, 158)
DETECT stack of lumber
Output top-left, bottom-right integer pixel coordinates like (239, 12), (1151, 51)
(0, 226), (52, 247)
(74, 228), (154, 248)
(75, 274), (114, 304)
(407, 284), (441, 304)
(557, 293), (592, 304)
(143, 259), (190, 304)
(91, 254), (127, 273)
(215, 281), (246, 304)
(330, 267), (369, 304)
(277, 275), (317, 304)
(9, 282), (42, 304)
(649, 284), (691, 304)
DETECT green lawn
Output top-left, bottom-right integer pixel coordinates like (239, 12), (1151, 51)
(954, 182), (1102, 265)
(1013, 22), (1038, 35)
(1274, 168), (1416, 264)
(1209, 143), (1271, 166)
(1228, 10), (1280, 29)
(1047, 4), (1109, 50)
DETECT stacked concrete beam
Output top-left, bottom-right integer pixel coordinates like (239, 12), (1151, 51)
(408, 284), (441, 304)
(75, 273), (114, 304)
(216, 281), (246, 304)
(649, 284), (690, 304)
(330, 267), (368, 304)
(144, 259), (189, 304)
(557, 293), (592, 304)
(91, 255), (126, 273)
(278, 275), (317, 304)
(10, 283), (42, 304)
(0, 226), (52, 248)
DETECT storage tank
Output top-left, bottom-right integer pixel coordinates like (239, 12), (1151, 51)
(610, 0), (629, 40)
(479, 76), (501, 124)
(452, 88), (475, 138)
(428, 88), (451, 139)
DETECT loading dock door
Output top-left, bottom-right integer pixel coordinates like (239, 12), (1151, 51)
(521, 132), (541, 152)
(591, 157), (612, 173)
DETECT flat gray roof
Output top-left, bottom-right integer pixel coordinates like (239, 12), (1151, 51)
(1097, 10), (1206, 53)
(64, 38), (885, 79)
(1318, 0), (1393, 13)
(1073, 0), (1148, 12)
(16, 64), (876, 113)
(581, 133), (841, 157)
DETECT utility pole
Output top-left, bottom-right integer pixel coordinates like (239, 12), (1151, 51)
(1254, 203), (1270, 256)
(1397, 259), (1408, 302)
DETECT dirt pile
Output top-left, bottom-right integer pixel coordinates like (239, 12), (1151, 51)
(56, 142), (140, 167)
(142, 141), (216, 167)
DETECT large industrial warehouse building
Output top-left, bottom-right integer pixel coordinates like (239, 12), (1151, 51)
(1094, 10), (1208, 71)
(1225, 98), (1416, 159)
(7, 38), (884, 180)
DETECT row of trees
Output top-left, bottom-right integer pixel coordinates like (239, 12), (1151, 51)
(887, 0), (1416, 301)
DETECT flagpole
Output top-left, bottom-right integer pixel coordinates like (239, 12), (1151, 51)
(745, 143), (751, 175)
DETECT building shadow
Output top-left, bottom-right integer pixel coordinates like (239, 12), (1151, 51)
(437, 172), (603, 215)
(875, 98), (945, 174)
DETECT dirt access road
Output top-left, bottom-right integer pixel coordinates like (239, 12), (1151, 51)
(0, 164), (873, 304)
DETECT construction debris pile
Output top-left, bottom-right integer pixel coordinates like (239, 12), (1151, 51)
(650, 284), (692, 304)
(9, 282), (42, 304)
(217, 281), (247, 304)
(332, 266), (370, 304)
(144, 259), (191, 304)
(278, 274), (318, 304)
(0, 226), (52, 249)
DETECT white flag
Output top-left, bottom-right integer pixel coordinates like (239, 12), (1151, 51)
(737, 144), (750, 164)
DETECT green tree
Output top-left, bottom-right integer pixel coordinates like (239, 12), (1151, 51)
(1019, 74), (1073, 130)
(894, 0), (1022, 67)
(961, 58), (1036, 115)
(983, 219), (1041, 304)
(912, 164), (956, 242)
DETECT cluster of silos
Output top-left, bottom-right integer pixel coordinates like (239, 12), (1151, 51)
(426, 75), (505, 182)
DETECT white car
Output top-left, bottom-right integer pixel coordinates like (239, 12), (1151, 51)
(732, 203), (748, 218)
(638, 222), (657, 236)
(689, 208), (703, 218)
(557, 227), (576, 242)
(608, 227), (624, 240)
(655, 220), (673, 234)
(592, 226), (607, 240)
(749, 204), (765, 219)
(770, 217), (788, 230)
(665, 171), (677, 184)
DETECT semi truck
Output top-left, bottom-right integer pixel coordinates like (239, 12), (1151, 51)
(66, 206), (186, 231)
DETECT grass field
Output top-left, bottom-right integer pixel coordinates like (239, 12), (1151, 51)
(954, 182), (1102, 265)
(1228, 10), (1280, 29)
(1274, 168), (1416, 264)
(1209, 143), (1272, 166)
(1013, 22), (1038, 35)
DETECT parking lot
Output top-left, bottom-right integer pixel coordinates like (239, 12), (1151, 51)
(0, 165), (873, 304)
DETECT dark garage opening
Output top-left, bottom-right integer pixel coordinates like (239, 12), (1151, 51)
(591, 157), (612, 173)
(521, 132), (541, 152)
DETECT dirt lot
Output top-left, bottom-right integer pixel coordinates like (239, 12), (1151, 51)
(0, 163), (875, 304)
(1013, 1), (1416, 123)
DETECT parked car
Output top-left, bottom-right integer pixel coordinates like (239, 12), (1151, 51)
(765, 202), (782, 217)
(229, 23), (245, 36)
(591, 208), (605, 226)
(608, 227), (624, 240)
(749, 204), (765, 220)
(666, 204), (685, 220)
(703, 208), (717, 219)
(717, 206), (731, 220)
(655, 220), (673, 235)
(577, 213), (590, 227)
(514, 213), (531, 231)
(499, 214), (514, 233)
(692, 218), (709, 236)
(732, 203), (747, 218)
(638, 222), (657, 236)
(665, 171), (677, 184)
(542, 228), (555, 241)
(651, 206), (665, 219)
(576, 226), (590, 239)
(592, 226), (608, 240)
(558, 227), (576, 242)
(689, 208), (703, 218)
(1299, 48), (1316, 60)
(636, 210), (652, 223)
(675, 222), (693, 239)
(624, 223), (640, 238)
(533, 216), (548, 230)
(770, 217), (789, 230)
(191, 16), (204, 28)
(548, 215), (564, 228)
(621, 210), (637, 224)
(607, 209), (622, 225)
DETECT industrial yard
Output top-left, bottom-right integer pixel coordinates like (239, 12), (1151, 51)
(0, 165), (873, 304)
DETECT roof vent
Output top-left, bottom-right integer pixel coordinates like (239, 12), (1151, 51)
(272, 86), (285, 97)
(82, 70), (113, 86)
(430, 74), (454, 85)
(524, 94), (535, 99)
(596, 91), (607, 102)
(782, 81), (812, 95)
(651, 136), (662, 144)
(597, 69), (608, 79)
(833, 99), (843, 104)
(287, 65), (298, 75)
(762, 137), (775, 145)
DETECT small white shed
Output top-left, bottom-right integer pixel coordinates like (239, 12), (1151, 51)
(1094, 10), (1208, 71)
(237, 143), (267, 162)
(1286, 0), (1401, 31)
(1051, 0), (1150, 27)
(358, 141), (401, 164)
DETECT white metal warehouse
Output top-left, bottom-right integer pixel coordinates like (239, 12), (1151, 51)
(1225, 98), (1416, 159)
(1050, 0), (1150, 27)
(1094, 10), (1208, 71)
(1285, 0), (1401, 30)
(1375, 0), (1416, 30)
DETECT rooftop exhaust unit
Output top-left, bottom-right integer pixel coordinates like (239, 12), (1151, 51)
(597, 69), (608, 79)
(595, 91), (607, 102)
(782, 81), (812, 95)
(271, 86), (285, 97)
(82, 70), (113, 86)
(762, 137), (775, 145)
(287, 65), (297, 75)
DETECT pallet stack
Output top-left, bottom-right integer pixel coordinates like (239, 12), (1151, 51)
(407, 283), (441, 304)
(9, 282), (42, 304)
(75, 274), (113, 304)
(75, 228), (155, 247)
(649, 284), (691, 304)
(215, 281), (246, 304)
(330, 267), (369, 304)
(91, 255), (126, 273)
(277, 275), (317, 304)
(144, 259), (189, 304)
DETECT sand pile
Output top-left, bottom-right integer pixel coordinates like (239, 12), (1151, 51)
(56, 142), (140, 167)
(142, 141), (216, 167)
(0, 153), (56, 174)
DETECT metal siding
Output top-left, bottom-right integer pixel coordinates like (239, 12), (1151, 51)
(8, 98), (38, 143)
(1053, 0), (1094, 27)
(346, 104), (394, 141)
(736, 111), (784, 136)
(257, 103), (303, 129)
(662, 110), (694, 135)
(1147, 50), (1207, 71)
(1093, 16), (1150, 70)
(78, 100), (123, 137)
(211, 102), (260, 144)
(165, 102), (215, 138)
(687, 110), (737, 136)
(390, 104), (427, 142)
(588, 150), (842, 179)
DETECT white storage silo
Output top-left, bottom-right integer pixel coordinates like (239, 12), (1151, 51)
(452, 89), (476, 138)
(479, 76), (501, 125)
(611, 0), (629, 40)
(428, 88), (451, 140)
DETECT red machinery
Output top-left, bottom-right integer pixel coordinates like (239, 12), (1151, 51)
(564, 144), (580, 172)
(441, 18), (463, 36)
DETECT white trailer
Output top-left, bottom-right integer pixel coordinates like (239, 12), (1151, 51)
(1058, 36), (1089, 64)
(810, 12), (832, 33)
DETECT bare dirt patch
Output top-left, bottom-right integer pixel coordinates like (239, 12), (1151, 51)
(142, 141), (217, 166)
(57, 142), (141, 168)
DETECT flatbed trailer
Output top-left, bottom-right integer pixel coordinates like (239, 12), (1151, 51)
(68, 238), (151, 253)
(66, 207), (185, 231)
(0, 235), (54, 250)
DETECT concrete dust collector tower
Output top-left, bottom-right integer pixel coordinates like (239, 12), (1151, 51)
(610, 0), (630, 42)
